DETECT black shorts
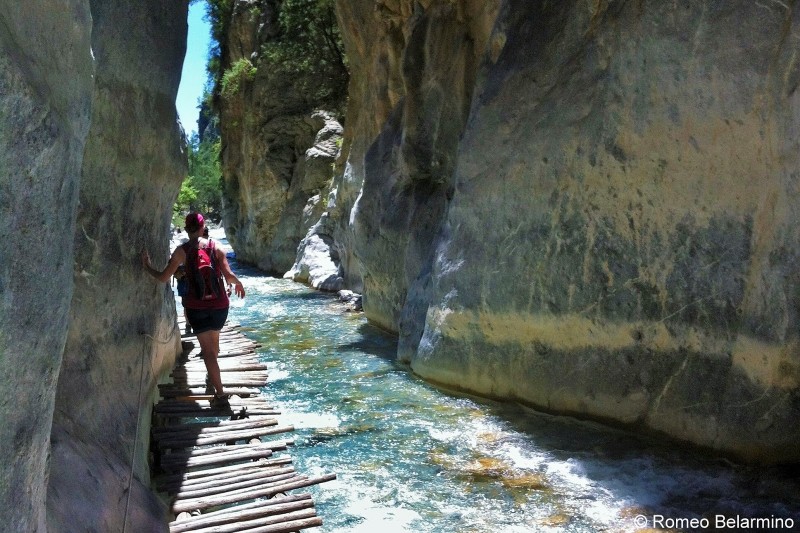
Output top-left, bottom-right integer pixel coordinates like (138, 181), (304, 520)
(185, 307), (228, 334)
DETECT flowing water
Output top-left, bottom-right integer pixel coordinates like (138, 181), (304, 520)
(204, 233), (799, 532)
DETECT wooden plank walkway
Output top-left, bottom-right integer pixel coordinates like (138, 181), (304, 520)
(151, 318), (335, 533)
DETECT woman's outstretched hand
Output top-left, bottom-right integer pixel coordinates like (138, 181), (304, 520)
(233, 281), (246, 299)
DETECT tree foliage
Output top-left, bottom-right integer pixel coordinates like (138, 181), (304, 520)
(260, 0), (348, 110)
(203, 0), (349, 113)
(203, 0), (235, 93)
(173, 132), (223, 226)
(220, 58), (257, 101)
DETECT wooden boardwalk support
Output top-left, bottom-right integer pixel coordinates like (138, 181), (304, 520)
(151, 316), (335, 532)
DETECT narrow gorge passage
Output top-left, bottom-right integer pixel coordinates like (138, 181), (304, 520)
(216, 238), (800, 532)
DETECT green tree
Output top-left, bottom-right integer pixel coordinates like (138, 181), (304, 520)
(189, 132), (223, 219)
(260, 0), (348, 110)
(173, 132), (223, 226)
(204, 0), (348, 113)
(173, 178), (198, 227)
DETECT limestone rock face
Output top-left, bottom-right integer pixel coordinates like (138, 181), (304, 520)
(285, 113), (345, 291)
(286, 216), (344, 292)
(333, 0), (800, 461)
(47, 425), (168, 532)
(338, 0), (501, 337)
(219, 0), (345, 275)
(409, 1), (800, 462)
(47, 0), (188, 530)
(0, 1), (93, 530)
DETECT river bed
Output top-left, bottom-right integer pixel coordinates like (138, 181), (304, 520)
(199, 231), (800, 532)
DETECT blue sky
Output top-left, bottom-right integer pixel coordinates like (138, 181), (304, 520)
(175, 2), (212, 136)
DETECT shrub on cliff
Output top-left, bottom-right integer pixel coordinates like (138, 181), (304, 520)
(220, 58), (257, 100)
(259, 0), (348, 111)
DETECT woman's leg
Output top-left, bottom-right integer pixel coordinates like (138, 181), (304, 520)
(196, 329), (223, 395)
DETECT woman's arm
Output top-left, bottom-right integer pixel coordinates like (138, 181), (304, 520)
(142, 247), (185, 284)
(216, 247), (245, 298)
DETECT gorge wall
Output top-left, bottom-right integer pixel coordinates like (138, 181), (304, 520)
(217, 0), (347, 288)
(408, 0), (800, 463)
(220, 0), (800, 462)
(0, 2), (93, 530)
(0, 0), (187, 530)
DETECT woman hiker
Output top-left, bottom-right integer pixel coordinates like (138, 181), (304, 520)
(142, 212), (246, 407)
(176, 225), (212, 335)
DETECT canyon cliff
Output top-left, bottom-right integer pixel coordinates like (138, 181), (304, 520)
(215, 0), (348, 288)
(0, 0), (186, 530)
(219, 0), (800, 463)
(2, 2), (798, 531)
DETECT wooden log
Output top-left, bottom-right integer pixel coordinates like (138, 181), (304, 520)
(160, 442), (291, 470)
(157, 407), (280, 418)
(179, 363), (269, 372)
(173, 508), (317, 533)
(198, 335), (251, 345)
(178, 355), (262, 366)
(171, 475), (336, 513)
(172, 371), (266, 380)
(217, 349), (260, 358)
(173, 472), (302, 500)
(171, 363), (263, 375)
(177, 318), (241, 328)
(160, 448), (273, 472)
(161, 440), (294, 467)
(158, 425), (294, 449)
(218, 344), (260, 352)
(216, 338), (259, 347)
(170, 465), (299, 494)
(180, 352), (261, 362)
(162, 465), (296, 494)
(222, 476), (311, 500)
(158, 387), (260, 398)
(156, 399), (275, 410)
(161, 440), (290, 464)
(160, 465), (294, 494)
(171, 371), (269, 379)
(155, 398), (275, 412)
(181, 331), (258, 349)
(158, 424), (291, 447)
(169, 375), (269, 385)
(156, 408), (277, 418)
(217, 343), (256, 351)
(182, 360), (268, 369)
(216, 346), (258, 355)
(156, 457), (293, 490)
(152, 418), (279, 438)
(157, 396), (274, 405)
(181, 330), (244, 341)
(215, 516), (322, 533)
(168, 496), (313, 533)
(172, 493), (311, 522)
(170, 379), (268, 388)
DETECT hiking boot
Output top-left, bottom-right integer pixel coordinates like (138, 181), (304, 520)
(210, 394), (230, 408)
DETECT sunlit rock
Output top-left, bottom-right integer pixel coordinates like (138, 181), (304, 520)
(219, 1), (346, 275)
(411, 1), (800, 463)
(1, 0), (187, 528)
(329, 0), (800, 462)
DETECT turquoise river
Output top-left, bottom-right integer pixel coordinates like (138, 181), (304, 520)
(197, 233), (799, 532)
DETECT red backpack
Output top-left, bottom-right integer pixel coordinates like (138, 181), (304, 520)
(183, 240), (223, 301)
